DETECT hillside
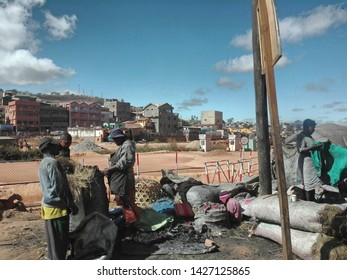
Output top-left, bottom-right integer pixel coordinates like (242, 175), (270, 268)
(35, 93), (104, 105)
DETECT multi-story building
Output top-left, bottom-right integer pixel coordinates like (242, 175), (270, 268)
(143, 103), (179, 134)
(64, 101), (102, 128)
(7, 100), (40, 132)
(40, 103), (69, 132)
(104, 99), (131, 123)
(1, 96), (12, 106)
(0, 106), (6, 123)
(101, 107), (113, 125)
(201, 110), (223, 130)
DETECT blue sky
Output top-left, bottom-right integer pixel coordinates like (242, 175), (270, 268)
(1, 0), (347, 125)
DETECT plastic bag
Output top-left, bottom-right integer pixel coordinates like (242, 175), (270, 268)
(150, 198), (175, 214)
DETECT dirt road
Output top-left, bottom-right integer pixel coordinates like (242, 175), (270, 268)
(0, 146), (257, 206)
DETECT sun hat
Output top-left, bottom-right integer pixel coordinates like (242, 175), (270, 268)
(38, 137), (59, 151)
(109, 128), (126, 139)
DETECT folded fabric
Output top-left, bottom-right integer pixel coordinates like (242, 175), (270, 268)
(174, 203), (195, 217)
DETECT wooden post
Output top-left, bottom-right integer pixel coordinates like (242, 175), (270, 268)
(252, 0), (272, 196)
(257, 0), (293, 260)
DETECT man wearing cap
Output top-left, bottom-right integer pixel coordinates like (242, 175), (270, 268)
(37, 137), (78, 259)
(102, 128), (141, 220)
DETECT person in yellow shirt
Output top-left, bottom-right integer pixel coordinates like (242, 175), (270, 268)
(37, 137), (78, 260)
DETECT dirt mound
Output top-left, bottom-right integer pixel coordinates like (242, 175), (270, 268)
(72, 140), (109, 153)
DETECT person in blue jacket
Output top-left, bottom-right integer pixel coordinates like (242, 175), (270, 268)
(38, 137), (78, 259)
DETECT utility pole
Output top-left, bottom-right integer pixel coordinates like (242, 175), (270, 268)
(252, 0), (272, 196)
(254, 0), (293, 260)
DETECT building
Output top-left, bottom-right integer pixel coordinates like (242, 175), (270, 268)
(104, 99), (131, 123)
(143, 103), (179, 134)
(0, 106), (6, 123)
(7, 100), (40, 132)
(1, 96), (12, 106)
(136, 117), (152, 129)
(182, 126), (201, 141)
(101, 107), (113, 126)
(64, 101), (102, 128)
(201, 110), (223, 130)
(40, 103), (69, 132)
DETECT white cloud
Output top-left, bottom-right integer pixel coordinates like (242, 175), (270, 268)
(218, 4), (344, 74)
(0, 0), (42, 53)
(44, 11), (77, 40)
(194, 88), (211, 96)
(0, 50), (75, 85)
(275, 55), (291, 68)
(214, 54), (254, 73)
(214, 54), (291, 73)
(216, 77), (243, 90)
(177, 97), (208, 111)
(230, 4), (347, 50)
(230, 30), (252, 51)
(0, 0), (76, 86)
(280, 4), (347, 44)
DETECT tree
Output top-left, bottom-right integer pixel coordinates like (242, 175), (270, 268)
(226, 118), (234, 126)
(293, 120), (303, 130)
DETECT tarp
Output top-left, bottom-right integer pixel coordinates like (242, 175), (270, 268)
(285, 123), (347, 148)
(283, 123), (347, 187)
(69, 212), (118, 260)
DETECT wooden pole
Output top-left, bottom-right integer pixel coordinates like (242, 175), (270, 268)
(252, 0), (272, 196)
(257, 0), (293, 260)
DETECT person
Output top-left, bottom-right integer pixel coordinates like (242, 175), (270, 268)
(296, 119), (323, 201)
(59, 132), (72, 158)
(102, 128), (141, 220)
(37, 137), (78, 260)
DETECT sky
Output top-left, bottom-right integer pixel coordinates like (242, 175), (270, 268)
(1, 0), (347, 125)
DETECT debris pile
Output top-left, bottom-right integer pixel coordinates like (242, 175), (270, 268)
(71, 140), (108, 153)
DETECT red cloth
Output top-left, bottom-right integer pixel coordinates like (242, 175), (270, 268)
(174, 203), (195, 217)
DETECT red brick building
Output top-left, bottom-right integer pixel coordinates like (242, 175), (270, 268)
(65, 101), (102, 128)
(7, 100), (40, 132)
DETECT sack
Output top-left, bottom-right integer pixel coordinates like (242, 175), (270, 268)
(174, 203), (195, 218)
(186, 185), (220, 208)
(150, 198), (175, 214)
(193, 202), (228, 235)
(194, 202), (227, 223)
(122, 205), (137, 225)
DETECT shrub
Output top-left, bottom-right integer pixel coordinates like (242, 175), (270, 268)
(167, 138), (179, 151)
(0, 145), (41, 161)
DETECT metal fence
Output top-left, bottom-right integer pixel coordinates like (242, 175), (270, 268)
(0, 153), (258, 207)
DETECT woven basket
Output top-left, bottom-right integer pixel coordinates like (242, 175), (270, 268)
(135, 178), (163, 208)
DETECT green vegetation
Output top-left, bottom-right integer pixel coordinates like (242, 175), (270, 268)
(0, 145), (41, 161)
(211, 141), (228, 151)
(136, 139), (198, 153)
(136, 143), (180, 153)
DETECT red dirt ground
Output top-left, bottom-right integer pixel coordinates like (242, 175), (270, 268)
(1, 141), (282, 261)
